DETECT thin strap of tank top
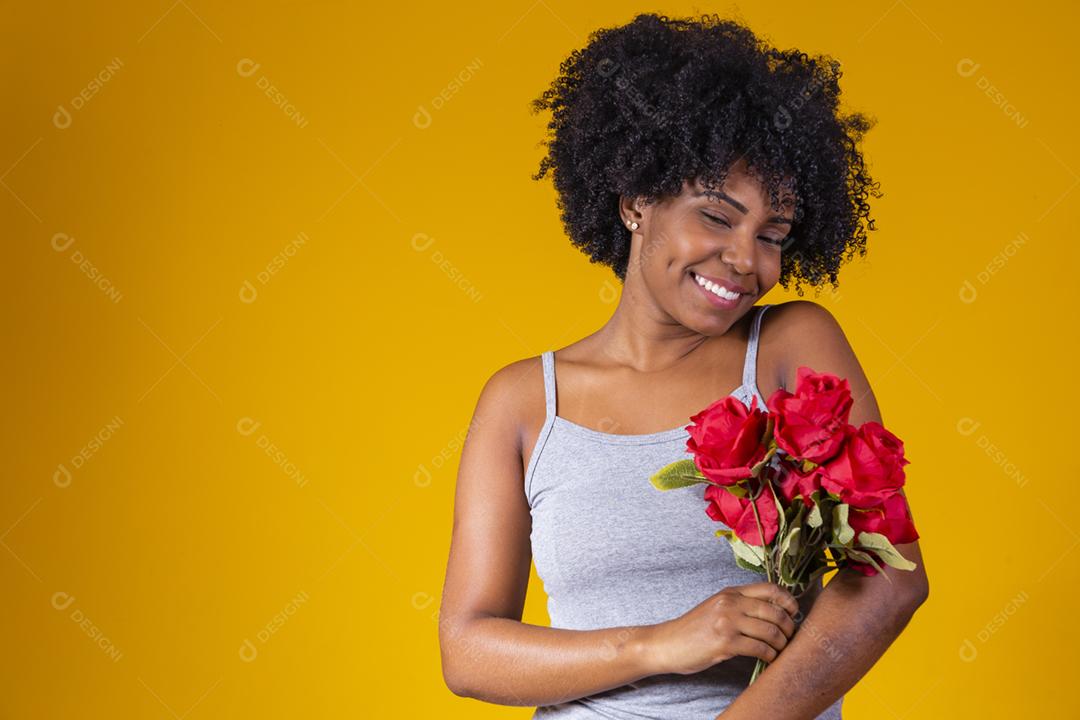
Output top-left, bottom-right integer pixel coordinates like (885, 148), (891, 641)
(540, 349), (557, 418)
(525, 352), (560, 500)
(742, 303), (773, 394)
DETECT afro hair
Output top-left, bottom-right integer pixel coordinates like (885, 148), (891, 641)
(530, 12), (882, 296)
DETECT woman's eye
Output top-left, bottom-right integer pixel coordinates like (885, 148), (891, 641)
(701, 212), (730, 228)
(703, 211), (786, 247)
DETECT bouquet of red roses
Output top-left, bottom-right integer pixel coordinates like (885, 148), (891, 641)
(649, 366), (919, 684)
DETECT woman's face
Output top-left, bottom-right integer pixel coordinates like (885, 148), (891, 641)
(622, 159), (796, 334)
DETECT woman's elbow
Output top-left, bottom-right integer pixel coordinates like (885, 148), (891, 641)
(890, 566), (929, 617)
(439, 616), (481, 698)
(905, 574), (930, 612)
(442, 662), (471, 698)
(440, 642), (473, 698)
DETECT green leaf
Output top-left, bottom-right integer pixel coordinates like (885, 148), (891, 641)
(730, 536), (767, 567)
(856, 532), (917, 571)
(735, 554), (767, 574)
(649, 459), (707, 490)
(779, 558), (797, 585)
(718, 529), (765, 574)
(770, 480), (787, 540)
(726, 484), (750, 499)
(807, 501), (823, 529)
(780, 525), (802, 558)
(787, 502), (807, 530)
(832, 504), (854, 546)
(750, 447), (775, 478)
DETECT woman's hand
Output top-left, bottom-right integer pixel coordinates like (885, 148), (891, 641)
(642, 581), (800, 676)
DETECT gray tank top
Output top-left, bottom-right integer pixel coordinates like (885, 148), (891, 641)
(526, 303), (844, 719)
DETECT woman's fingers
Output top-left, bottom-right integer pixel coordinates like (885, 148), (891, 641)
(737, 581), (800, 618)
(736, 614), (791, 654)
(742, 598), (796, 639)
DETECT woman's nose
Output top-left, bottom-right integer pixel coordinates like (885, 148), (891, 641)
(719, 233), (756, 275)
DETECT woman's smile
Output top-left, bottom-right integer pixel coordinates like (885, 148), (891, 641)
(689, 270), (751, 310)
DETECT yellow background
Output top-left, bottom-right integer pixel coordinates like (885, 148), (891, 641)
(2, 1), (1076, 717)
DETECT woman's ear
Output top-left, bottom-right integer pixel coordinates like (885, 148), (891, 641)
(619, 193), (647, 231)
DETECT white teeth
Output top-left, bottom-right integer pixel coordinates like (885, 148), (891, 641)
(693, 273), (741, 300)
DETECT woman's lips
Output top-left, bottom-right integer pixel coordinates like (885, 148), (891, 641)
(690, 270), (745, 310)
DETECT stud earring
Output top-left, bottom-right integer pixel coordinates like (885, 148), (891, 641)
(629, 221), (639, 230)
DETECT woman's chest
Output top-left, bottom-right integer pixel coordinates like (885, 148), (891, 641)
(527, 433), (763, 627)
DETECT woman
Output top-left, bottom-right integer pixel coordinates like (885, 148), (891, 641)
(439, 12), (929, 720)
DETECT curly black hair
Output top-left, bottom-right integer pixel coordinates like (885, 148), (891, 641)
(530, 12), (882, 296)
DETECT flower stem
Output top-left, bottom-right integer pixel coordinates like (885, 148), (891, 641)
(787, 522), (826, 591)
(748, 482), (773, 583)
(750, 656), (767, 685)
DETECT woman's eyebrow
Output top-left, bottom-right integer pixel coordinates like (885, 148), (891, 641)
(693, 189), (792, 224)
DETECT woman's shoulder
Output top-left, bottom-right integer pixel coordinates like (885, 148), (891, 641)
(476, 339), (595, 453)
(473, 354), (544, 413)
(764, 299), (844, 339)
(762, 299), (873, 408)
(470, 352), (551, 451)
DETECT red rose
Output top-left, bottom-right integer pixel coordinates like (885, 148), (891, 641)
(848, 490), (919, 546)
(685, 395), (769, 487)
(773, 461), (821, 509)
(704, 482), (780, 546)
(820, 421), (909, 507)
(766, 366), (853, 464)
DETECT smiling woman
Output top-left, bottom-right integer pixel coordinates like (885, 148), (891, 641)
(439, 11), (926, 720)
(617, 169), (797, 336)
(528, 13), (882, 298)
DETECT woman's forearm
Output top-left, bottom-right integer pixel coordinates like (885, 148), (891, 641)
(441, 614), (661, 706)
(716, 568), (929, 720)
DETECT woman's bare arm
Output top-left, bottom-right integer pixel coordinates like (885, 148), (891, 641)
(718, 536), (926, 720)
(717, 300), (931, 719)
(438, 358), (663, 706)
